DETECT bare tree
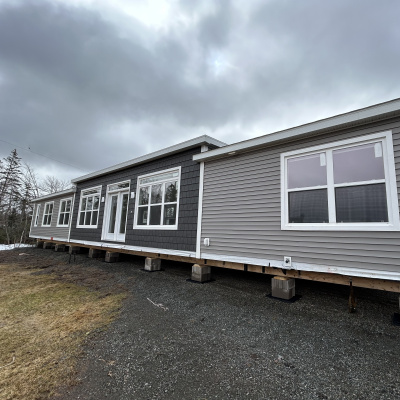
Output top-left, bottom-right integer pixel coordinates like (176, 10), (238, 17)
(39, 175), (71, 195)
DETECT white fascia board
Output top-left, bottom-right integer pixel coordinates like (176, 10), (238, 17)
(193, 98), (400, 163)
(72, 135), (227, 183)
(201, 252), (400, 281)
(31, 188), (76, 203)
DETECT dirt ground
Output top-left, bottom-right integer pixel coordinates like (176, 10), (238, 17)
(2, 247), (400, 399)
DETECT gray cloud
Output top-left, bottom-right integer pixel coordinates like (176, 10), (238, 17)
(0, 0), (399, 181)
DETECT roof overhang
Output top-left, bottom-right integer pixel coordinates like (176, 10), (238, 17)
(72, 135), (226, 183)
(193, 98), (400, 163)
(31, 187), (76, 203)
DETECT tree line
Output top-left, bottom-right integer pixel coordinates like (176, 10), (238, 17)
(0, 149), (71, 245)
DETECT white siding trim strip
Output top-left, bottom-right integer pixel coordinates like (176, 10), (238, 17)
(193, 98), (400, 162)
(196, 161), (205, 258)
(30, 235), (69, 242)
(30, 236), (197, 258)
(201, 252), (400, 281)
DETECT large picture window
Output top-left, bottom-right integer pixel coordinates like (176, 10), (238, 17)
(57, 198), (72, 227)
(77, 186), (101, 228)
(34, 204), (41, 227)
(42, 202), (54, 226)
(281, 131), (400, 231)
(134, 168), (180, 229)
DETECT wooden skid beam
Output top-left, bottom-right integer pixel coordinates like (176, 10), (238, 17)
(39, 239), (400, 293)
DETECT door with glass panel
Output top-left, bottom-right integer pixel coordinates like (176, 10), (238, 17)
(103, 182), (129, 241)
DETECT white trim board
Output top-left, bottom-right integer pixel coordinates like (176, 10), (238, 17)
(29, 236), (197, 258)
(200, 252), (400, 281)
(68, 239), (197, 258)
(193, 97), (400, 163)
(31, 188), (76, 203)
(72, 135), (226, 183)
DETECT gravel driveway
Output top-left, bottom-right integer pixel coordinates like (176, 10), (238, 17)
(18, 248), (400, 400)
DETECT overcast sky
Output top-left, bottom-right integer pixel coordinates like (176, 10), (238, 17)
(1, 0), (400, 182)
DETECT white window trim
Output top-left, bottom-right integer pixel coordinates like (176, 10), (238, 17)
(56, 197), (73, 227)
(76, 185), (102, 228)
(280, 131), (400, 231)
(133, 166), (181, 230)
(101, 180), (130, 241)
(34, 204), (41, 227)
(42, 201), (54, 227)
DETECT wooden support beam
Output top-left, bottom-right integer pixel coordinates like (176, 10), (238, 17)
(38, 239), (400, 293)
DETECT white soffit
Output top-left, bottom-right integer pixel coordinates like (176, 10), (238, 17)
(193, 98), (400, 162)
(72, 135), (226, 183)
(31, 188), (76, 203)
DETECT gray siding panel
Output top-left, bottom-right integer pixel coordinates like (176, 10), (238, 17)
(69, 147), (201, 252)
(201, 118), (400, 274)
(30, 194), (73, 240)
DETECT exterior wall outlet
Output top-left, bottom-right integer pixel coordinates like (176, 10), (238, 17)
(204, 238), (210, 247)
(284, 256), (292, 267)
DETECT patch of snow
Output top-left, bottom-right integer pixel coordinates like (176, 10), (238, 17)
(0, 244), (34, 251)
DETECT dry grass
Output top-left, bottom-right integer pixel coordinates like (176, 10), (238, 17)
(0, 262), (126, 400)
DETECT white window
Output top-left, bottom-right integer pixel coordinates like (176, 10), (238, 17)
(57, 198), (72, 227)
(34, 204), (41, 226)
(77, 186), (101, 228)
(42, 202), (54, 226)
(134, 167), (180, 229)
(281, 131), (400, 231)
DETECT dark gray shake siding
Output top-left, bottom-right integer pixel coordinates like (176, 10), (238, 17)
(201, 117), (400, 274)
(30, 194), (73, 240)
(69, 147), (201, 252)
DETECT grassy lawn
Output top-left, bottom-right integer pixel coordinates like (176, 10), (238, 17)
(0, 261), (126, 400)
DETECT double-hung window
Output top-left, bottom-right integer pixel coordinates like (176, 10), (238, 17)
(134, 167), (180, 229)
(77, 187), (101, 228)
(34, 204), (41, 226)
(281, 131), (400, 231)
(42, 202), (54, 226)
(57, 198), (72, 226)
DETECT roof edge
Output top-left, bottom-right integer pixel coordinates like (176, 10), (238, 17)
(193, 97), (400, 162)
(72, 135), (226, 183)
(31, 187), (76, 203)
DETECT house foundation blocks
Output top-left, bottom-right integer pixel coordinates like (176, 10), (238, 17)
(43, 241), (55, 249)
(105, 251), (119, 263)
(54, 244), (66, 252)
(271, 276), (296, 300)
(191, 264), (212, 283)
(89, 248), (104, 258)
(69, 246), (81, 254)
(144, 257), (161, 271)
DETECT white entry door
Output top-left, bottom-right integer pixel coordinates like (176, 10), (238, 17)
(103, 189), (129, 242)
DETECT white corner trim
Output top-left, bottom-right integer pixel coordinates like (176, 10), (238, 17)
(200, 252), (400, 281)
(196, 161), (205, 258)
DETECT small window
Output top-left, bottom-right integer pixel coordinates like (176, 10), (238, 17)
(34, 204), (41, 227)
(42, 202), (54, 226)
(281, 131), (400, 231)
(57, 198), (72, 226)
(134, 168), (180, 229)
(77, 186), (101, 228)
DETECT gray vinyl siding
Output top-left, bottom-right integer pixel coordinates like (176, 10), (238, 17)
(69, 147), (201, 252)
(201, 117), (400, 273)
(30, 195), (73, 240)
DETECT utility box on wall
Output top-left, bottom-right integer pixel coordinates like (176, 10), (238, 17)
(271, 276), (296, 300)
